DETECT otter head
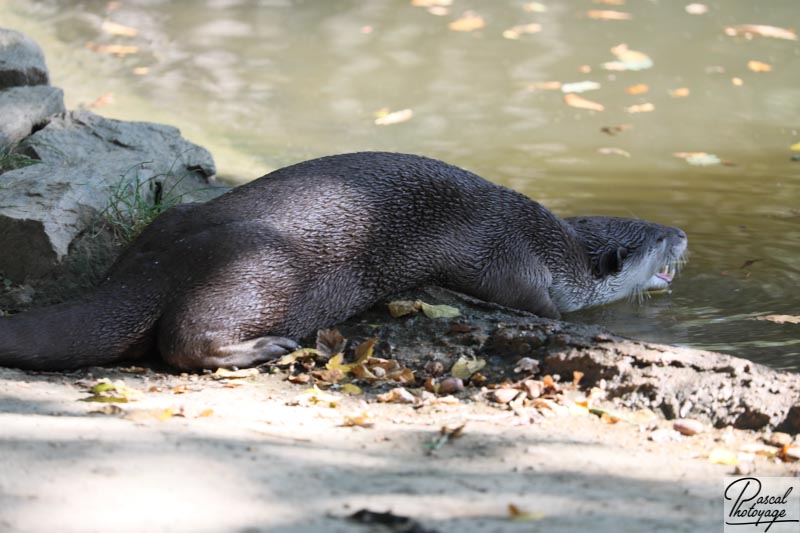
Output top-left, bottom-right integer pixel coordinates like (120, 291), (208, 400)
(564, 216), (688, 306)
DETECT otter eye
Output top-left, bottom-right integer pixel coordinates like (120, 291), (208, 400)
(657, 236), (665, 243)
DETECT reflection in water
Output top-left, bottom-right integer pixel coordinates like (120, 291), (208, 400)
(3, 0), (799, 368)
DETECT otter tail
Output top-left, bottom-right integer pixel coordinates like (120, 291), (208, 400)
(0, 286), (161, 371)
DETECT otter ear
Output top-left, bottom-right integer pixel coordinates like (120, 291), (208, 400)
(594, 247), (629, 277)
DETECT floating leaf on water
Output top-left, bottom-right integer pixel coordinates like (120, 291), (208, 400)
(724, 24), (797, 41)
(790, 142), (800, 152)
(508, 503), (545, 522)
(411, 0), (452, 6)
(600, 123), (633, 135)
(197, 408), (214, 418)
(593, 0), (625, 4)
(561, 80), (601, 93)
(669, 87), (690, 97)
(451, 356), (486, 380)
(625, 83), (649, 95)
(587, 10), (632, 20)
(603, 43), (653, 71)
(731, 77), (744, 86)
(597, 147), (631, 158)
(419, 301), (460, 318)
(685, 3), (708, 15)
(374, 108), (414, 126)
(754, 315), (800, 325)
(86, 42), (139, 57)
(674, 152), (722, 166)
(747, 60), (772, 72)
(624, 102), (654, 113)
(522, 2), (548, 12)
(101, 20), (138, 37)
(526, 81), (562, 91)
(563, 93), (604, 111)
(502, 23), (542, 40)
(448, 11), (485, 32)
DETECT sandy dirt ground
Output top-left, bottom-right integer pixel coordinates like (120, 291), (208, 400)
(0, 365), (794, 533)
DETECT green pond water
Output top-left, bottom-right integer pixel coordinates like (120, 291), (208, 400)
(2, 0), (799, 368)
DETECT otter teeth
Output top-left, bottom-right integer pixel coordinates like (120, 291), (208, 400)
(655, 265), (674, 283)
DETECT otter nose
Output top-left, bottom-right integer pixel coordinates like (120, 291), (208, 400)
(675, 229), (686, 240)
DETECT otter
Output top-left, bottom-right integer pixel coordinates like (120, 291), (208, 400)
(0, 152), (687, 371)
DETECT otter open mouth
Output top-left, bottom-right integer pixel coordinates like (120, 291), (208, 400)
(646, 263), (678, 291)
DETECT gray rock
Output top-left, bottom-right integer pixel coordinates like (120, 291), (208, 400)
(0, 28), (50, 89)
(0, 85), (65, 149)
(331, 286), (800, 433)
(0, 110), (223, 282)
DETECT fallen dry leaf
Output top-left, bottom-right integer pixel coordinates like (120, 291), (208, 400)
(731, 77), (744, 86)
(376, 387), (416, 404)
(448, 11), (485, 32)
(342, 411), (375, 428)
(450, 356), (486, 380)
(563, 93), (604, 111)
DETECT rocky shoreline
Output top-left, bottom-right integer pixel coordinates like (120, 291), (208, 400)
(1, 27), (799, 435)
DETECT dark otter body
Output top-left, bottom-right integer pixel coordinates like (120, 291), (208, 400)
(0, 152), (687, 370)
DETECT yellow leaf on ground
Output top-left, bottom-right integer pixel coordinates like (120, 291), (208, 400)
(709, 447), (738, 465)
(451, 356), (486, 380)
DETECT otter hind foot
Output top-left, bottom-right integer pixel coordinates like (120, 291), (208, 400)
(210, 336), (301, 369)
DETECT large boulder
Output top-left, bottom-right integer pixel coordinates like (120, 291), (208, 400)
(0, 110), (222, 282)
(0, 28), (49, 89)
(0, 28), (65, 150)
